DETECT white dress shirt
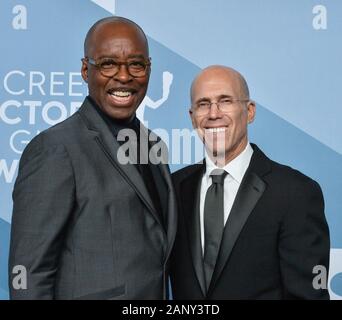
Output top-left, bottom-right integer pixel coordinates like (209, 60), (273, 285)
(200, 143), (254, 254)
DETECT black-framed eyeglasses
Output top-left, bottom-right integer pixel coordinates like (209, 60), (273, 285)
(82, 57), (151, 78)
(192, 97), (250, 115)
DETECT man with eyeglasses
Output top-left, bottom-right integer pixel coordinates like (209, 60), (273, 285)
(170, 65), (330, 299)
(9, 17), (177, 300)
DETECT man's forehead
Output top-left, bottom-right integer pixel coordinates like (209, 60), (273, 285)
(89, 19), (144, 45)
(92, 22), (139, 40)
(87, 24), (148, 56)
(198, 69), (238, 84)
(192, 74), (239, 97)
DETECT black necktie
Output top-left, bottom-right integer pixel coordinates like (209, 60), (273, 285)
(203, 168), (228, 290)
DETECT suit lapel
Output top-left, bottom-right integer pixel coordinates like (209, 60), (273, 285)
(147, 128), (178, 259)
(158, 163), (178, 262)
(78, 99), (163, 228)
(207, 145), (271, 295)
(181, 164), (207, 296)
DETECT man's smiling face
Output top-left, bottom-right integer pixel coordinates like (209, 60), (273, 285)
(190, 66), (255, 164)
(82, 20), (150, 121)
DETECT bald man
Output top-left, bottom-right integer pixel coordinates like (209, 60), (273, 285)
(9, 17), (176, 300)
(170, 66), (330, 299)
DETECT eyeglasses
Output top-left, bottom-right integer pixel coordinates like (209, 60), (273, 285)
(82, 57), (151, 78)
(192, 98), (249, 115)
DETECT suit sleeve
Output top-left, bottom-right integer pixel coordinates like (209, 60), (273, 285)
(9, 135), (75, 299)
(278, 178), (330, 299)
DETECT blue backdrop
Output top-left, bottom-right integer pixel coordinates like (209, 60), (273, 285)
(1, 0), (341, 299)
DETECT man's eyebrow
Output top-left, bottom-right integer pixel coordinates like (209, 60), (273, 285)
(127, 54), (147, 59)
(95, 55), (117, 60)
(195, 94), (233, 103)
(217, 94), (233, 99)
(195, 97), (211, 104)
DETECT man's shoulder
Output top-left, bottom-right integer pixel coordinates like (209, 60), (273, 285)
(264, 153), (321, 191)
(22, 112), (82, 157)
(250, 144), (321, 193)
(46, 110), (81, 133)
(171, 163), (204, 185)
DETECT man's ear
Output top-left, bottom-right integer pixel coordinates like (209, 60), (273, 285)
(189, 108), (196, 128)
(247, 100), (256, 124)
(81, 59), (88, 83)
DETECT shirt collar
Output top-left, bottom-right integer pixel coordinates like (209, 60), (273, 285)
(205, 142), (254, 183)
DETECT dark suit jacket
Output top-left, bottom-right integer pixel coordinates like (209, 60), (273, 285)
(170, 144), (330, 299)
(9, 98), (177, 300)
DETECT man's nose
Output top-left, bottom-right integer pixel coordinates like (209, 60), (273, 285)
(208, 102), (221, 119)
(114, 64), (132, 83)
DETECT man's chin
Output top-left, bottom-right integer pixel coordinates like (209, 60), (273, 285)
(103, 106), (136, 121)
(204, 138), (228, 156)
(205, 146), (227, 163)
